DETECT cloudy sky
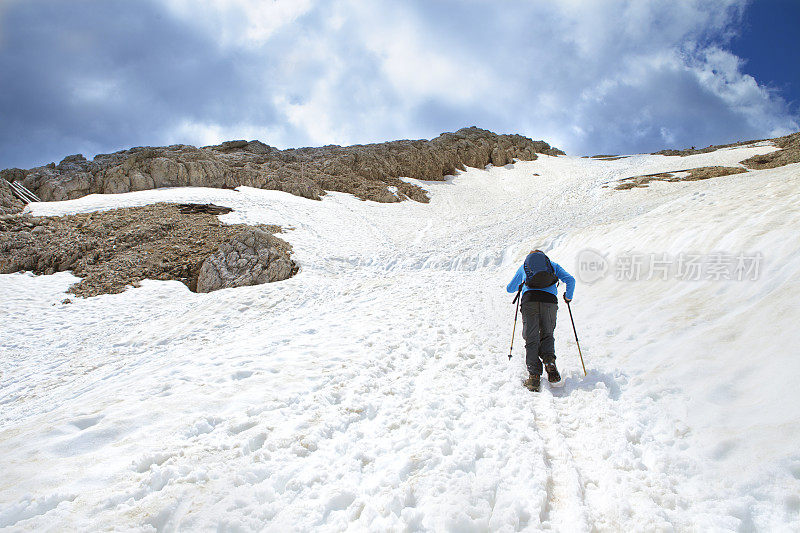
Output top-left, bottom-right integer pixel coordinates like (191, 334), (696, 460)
(1, 0), (798, 169)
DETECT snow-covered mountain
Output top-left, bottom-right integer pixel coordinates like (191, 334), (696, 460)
(2, 141), (799, 530)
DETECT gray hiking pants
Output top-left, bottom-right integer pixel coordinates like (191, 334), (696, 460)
(520, 300), (557, 375)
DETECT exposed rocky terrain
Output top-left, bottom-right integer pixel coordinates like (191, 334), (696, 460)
(738, 131), (800, 169)
(0, 127), (563, 214)
(651, 138), (768, 157)
(0, 204), (296, 297)
(614, 166), (747, 189)
(651, 131), (800, 170)
(0, 127), (560, 296)
(591, 155), (627, 161)
(613, 131), (799, 190)
(2, 128), (796, 295)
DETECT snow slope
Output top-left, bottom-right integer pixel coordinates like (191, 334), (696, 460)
(1, 144), (799, 531)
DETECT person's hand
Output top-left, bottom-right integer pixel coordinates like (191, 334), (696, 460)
(563, 294), (572, 303)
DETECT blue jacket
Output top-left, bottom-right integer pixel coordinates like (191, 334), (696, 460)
(506, 259), (575, 299)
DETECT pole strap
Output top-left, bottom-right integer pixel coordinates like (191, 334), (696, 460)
(511, 283), (524, 304)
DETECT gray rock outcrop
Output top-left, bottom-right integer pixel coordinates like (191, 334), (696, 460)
(0, 175), (24, 215)
(196, 228), (296, 293)
(0, 127), (564, 212)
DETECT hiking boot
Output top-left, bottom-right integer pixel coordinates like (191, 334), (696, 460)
(544, 363), (563, 387)
(523, 373), (540, 392)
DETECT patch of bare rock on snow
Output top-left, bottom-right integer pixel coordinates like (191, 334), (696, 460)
(0, 203), (297, 296)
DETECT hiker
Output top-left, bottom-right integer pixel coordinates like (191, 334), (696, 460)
(506, 249), (575, 392)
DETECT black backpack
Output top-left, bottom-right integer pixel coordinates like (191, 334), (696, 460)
(523, 251), (558, 289)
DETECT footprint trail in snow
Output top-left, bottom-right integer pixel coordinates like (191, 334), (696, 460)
(2, 145), (800, 530)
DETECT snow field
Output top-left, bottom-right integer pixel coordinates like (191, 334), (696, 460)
(543, 163), (800, 530)
(2, 142), (799, 530)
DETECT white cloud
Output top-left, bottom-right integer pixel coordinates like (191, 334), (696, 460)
(350, 3), (492, 106)
(689, 47), (794, 137)
(166, 119), (288, 148)
(3, 0), (798, 168)
(161, 0), (315, 48)
(250, 0), (794, 154)
(69, 78), (122, 105)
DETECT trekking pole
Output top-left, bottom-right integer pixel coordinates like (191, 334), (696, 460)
(508, 284), (523, 360)
(566, 301), (587, 376)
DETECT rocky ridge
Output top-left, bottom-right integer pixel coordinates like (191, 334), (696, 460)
(0, 127), (563, 213)
(652, 131), (800, 169)
(738, 131), (800, 170)
(651, 138), (768, 157)
(613, 131), (800, 190)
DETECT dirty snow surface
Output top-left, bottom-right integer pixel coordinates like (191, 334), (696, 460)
(2, 145), (800, 531)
